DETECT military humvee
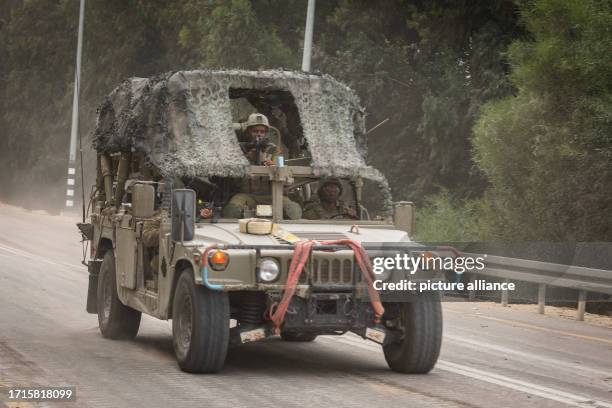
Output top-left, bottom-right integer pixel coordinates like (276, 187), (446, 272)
(80, 70), (444, 374)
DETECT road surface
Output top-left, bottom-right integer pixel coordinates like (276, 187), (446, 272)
(0, 204), (610, 408)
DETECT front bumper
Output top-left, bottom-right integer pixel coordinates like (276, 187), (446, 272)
(200, 243), (452, 291)
(275, 292), (376, 333)
(231, 292), (397, 346)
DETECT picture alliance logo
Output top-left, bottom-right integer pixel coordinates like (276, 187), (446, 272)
(372, 253), (487, 275)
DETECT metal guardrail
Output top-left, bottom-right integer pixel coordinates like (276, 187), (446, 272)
(462, 253), (612, 321)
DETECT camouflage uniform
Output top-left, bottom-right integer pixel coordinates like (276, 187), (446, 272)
(302, 178), (352, 220)
(142, 211), (161, 272)
(302, 200), (349, 220)
(224, 193), (302, 220)
(224, 114), (301, 219)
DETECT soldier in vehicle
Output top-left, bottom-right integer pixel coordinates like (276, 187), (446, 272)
(224, 113), (302, 219)
(142, 212), (160, 276)
(240, 113), (278, 165)
(303, 178), (357, 220)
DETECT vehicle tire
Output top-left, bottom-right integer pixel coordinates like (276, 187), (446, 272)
(172, 269), (230, 373)
(280, 332), (318, 342)
(382, 292), (442, 374)
(97, 251), (141, 339)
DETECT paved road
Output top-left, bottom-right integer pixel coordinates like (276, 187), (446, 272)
(0, 204), (610, 408)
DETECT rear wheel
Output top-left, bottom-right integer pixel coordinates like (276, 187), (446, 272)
(97, 251), (141, 339)
(382, 292), (442, 373)
(172, 269), (230, 373)
(280, 332), (318, 342)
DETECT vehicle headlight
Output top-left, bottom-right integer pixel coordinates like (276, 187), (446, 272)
(258, 258), (280, 282)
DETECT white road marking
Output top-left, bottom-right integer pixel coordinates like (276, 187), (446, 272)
(445, 334), (611, 378)
(324, 335), (612, 408)
(0, 243), (82, 271)
(438, 360), (612, 408)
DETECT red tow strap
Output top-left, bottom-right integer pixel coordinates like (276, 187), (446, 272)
(270, 239), (384, 333)
(270, 240), (315, 333)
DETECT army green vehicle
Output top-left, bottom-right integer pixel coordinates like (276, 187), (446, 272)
(81, 70), (444, 374)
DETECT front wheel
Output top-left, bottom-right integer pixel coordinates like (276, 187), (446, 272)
(97, 251), (141, 339)
(172, 269), (230, 373)
(382, 292), (442, 373)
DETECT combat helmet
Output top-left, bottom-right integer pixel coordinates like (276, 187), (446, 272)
(246, 113), (270, 129)
(318, 177), (343, 195)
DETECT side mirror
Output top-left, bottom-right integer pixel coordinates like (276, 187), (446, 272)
(171, 189), (196, 242)
(393, 201), (415, 236)
(132, 184), (155, 218)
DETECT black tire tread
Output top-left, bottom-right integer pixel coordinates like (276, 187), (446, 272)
(383, 292), (442, 374)
(96, 251), (141, 340)
(172, 269), (229, 373)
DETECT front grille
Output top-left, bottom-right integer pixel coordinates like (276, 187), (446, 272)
(288, 254), (367, 285)
(293, 259), (352, 284)
(311, 258), (353, 284)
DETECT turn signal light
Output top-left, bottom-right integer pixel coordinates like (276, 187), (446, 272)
(421, 251), (435, 270)
(422, 251), (434, 260)
(208, 250), (229, 271)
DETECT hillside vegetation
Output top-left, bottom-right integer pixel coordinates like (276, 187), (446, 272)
(1, 0), (609, 240)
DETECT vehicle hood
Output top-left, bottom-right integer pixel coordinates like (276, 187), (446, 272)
(192, 223), (410, 246)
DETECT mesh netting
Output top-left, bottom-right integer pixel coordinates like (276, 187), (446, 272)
(93, 69), (391, 212)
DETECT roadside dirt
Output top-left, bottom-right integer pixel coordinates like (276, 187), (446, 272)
(473, 301), (612, 329)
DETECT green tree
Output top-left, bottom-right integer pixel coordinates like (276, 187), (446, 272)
(473, 0), (612, 240)
(0, 0), (75, 208)
(0, 0), (521, 213)
(177, 0), (297, 69)
(317, 0), (520, 202)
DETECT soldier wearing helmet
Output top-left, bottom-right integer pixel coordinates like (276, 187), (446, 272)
(303, 178), (357, 220)
(224, 113), (302, 219)
(240, 113), (278, 166)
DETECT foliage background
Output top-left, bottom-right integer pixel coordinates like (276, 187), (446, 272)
(0, 0), (609, 241)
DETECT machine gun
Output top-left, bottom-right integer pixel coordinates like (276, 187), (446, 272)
(242, 136), (266, 165)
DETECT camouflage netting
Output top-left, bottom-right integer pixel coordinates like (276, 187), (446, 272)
(94, 70), (393, 213)
(93, 69), (384, 181)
